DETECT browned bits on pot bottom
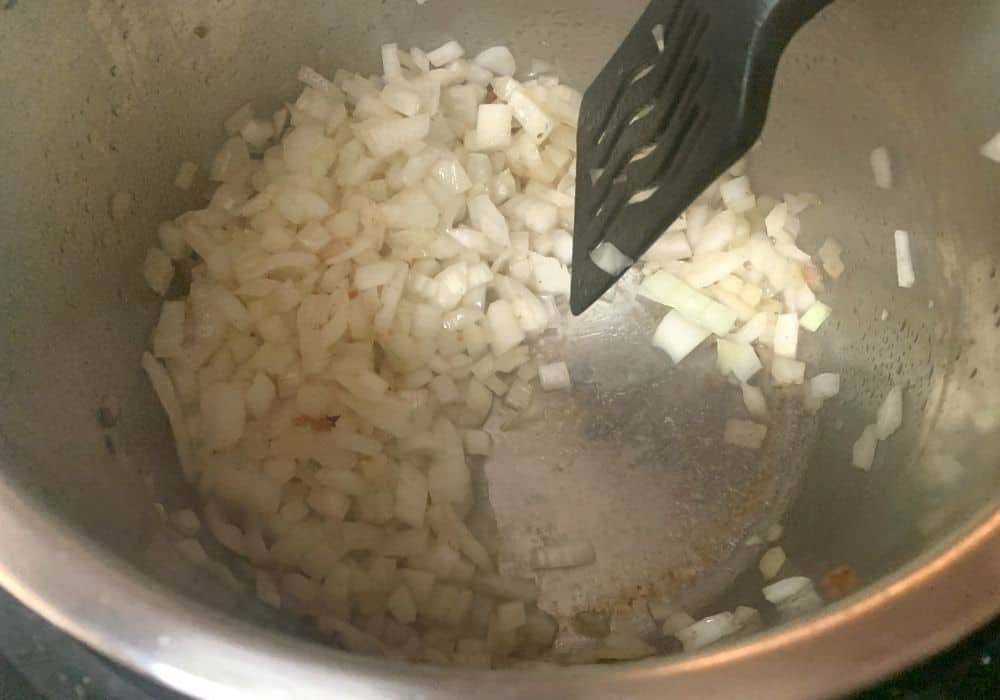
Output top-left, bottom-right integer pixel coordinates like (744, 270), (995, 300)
(821, 564), (857, 600)
(292, 415), (340, 431)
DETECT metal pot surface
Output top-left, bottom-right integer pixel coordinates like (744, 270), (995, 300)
(1, 0), (1000, 697)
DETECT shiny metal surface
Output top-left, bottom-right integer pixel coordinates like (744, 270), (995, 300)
(1, 0), (1000, 697)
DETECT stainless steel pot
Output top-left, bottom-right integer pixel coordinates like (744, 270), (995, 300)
(2, 0), (1000, 697)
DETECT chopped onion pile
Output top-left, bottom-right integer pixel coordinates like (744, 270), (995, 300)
(634, 175), (843, 447)
(142, 39), (581, 667)
(137, 29), (895, 667)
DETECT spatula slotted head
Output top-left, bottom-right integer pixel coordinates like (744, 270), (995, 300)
(571, 0), (829, 314)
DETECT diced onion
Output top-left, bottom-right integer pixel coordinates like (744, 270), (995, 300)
(538, 361), (571, 391)
(530, 541), (596, 570)
(894, 230), (915, 288)
(675, 612), (738, 652)
(486, 300), (525, 355)
(652, 310), (711, 364)
(427, 40), (465, 67)
(799, 301), (832, 332)
(589, 241), (633, 276)
(804, 372), (841, 413)
(174, 161), (198, 190)
(717, 339), (762, 382)
(762, 576), (812, 605)
(741, 383), (769, 421)
(143, 248), (174, 296)
(870, 146), (893, 189)
(474, 46), (516, 76)
(641, 272), (738, 337)
(981, 131), (1000, 162)
(875, 385), (904, 440)
(463, 429), (492, 456)
(773, 313), (799, 359)
(759, 546), (786, 580)
(475, 104), (514, 151)
(771, 356), (805, 385)
(852, 424), (879, 470)
(642, 231), (692, 264)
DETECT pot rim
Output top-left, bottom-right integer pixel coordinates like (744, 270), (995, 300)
(0, 475), (997, 699)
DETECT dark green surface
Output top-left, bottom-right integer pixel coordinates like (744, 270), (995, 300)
(857, 620), (1000, 700)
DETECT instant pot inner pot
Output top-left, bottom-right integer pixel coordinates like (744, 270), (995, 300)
(2, 0), (1000, 667)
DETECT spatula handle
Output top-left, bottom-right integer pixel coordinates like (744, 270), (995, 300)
(756, 0), (835, 49)
(741, 0), (835, 135)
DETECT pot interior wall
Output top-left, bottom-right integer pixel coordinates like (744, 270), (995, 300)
(1, 0), (999, 661)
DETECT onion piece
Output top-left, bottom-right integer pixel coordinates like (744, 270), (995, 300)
(475, 104), (514, 151)
(852, 424), (879, 470)
(463, 429), (492, 456)
(642, 231), (692, 264)
(640, 271), (738, 337)
(153, 301), (186, 359)
(468, 193), (511, 247)
(143, 248), (174, 296)
(799, 301), (832, 332)
(980, 131), (1000, 162)
(652, 310), (711, 364)
(538, 361), (572, 391)
(355, 261), (397, 290)
(771, 356), (805, 385)
(870, 146), (893, 189)
(730, 312), (769, 345)
(174, 161), (198, 190)
(759, 546), (786, 580)
(717, 339), (762, 382)
(141, 353), (194, 479)
(741, 383), (769, 421)
(894, 230), (915, 288)
(762, 576), (812, 605)
(427, 40), (465, 67)
(804, 372), (841, 413)
(355, 114), (431, 158)
(684, 250), (748, 289)
(486, 299), (526, 355)
(675, 612), (738, 652)
(200, 382), (246, 450)
(501, 81), (554, 143)
(530, 541), (596, 570)
(773, 313), (799, 359)
(875, 385), (904, 440)
(472, 574), (538, 603)
(474, 46), (516, 76)
(661, 611), (696, 637)
(589, 241), (633, 276)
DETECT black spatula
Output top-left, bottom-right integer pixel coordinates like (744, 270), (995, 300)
(570, 0), (833, 315)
